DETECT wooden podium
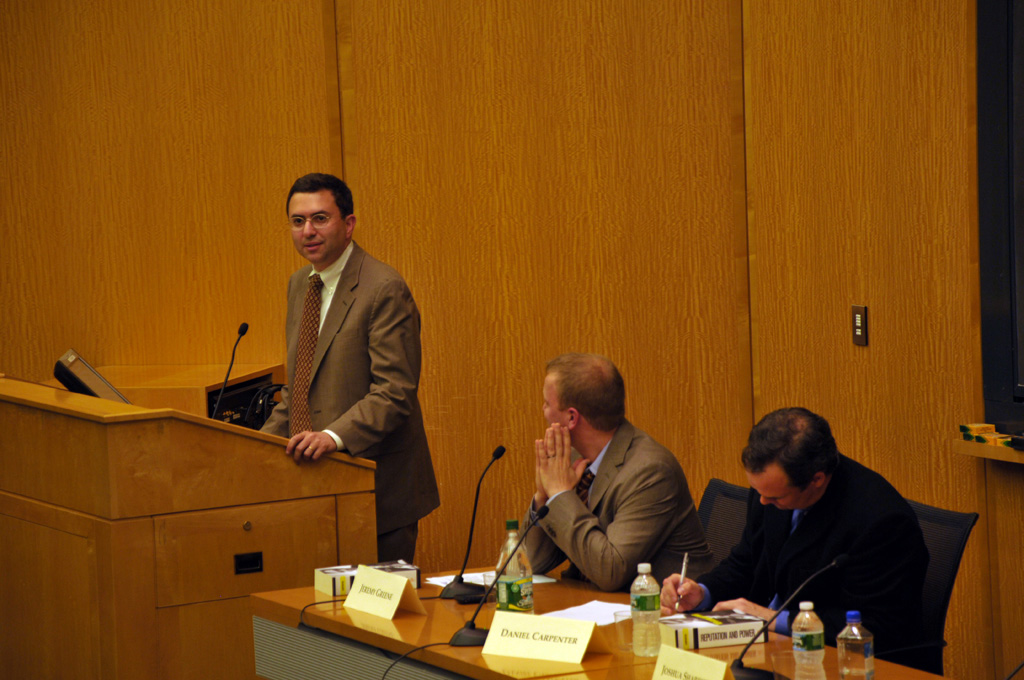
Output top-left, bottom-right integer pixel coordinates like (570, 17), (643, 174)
(0, 377), (377, 680)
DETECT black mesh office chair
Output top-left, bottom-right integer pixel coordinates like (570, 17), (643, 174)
(696, 478), (750, 568)
(877, 499), (978, 676)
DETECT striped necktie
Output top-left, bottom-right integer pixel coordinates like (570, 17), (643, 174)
(290, 274), (323, 436)
(576, 469), (597, 507)
(563, 470), (598, 583)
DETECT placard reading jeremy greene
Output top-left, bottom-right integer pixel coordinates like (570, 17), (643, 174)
(343, 565), (426, 619)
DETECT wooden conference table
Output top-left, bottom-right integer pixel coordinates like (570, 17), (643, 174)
(251, 576), (946, 680)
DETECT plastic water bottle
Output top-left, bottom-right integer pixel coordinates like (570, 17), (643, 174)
(496, 519), (533, 613)
(837, 610), (875, 679)
(792, 601), (825, 665)
(629, 563), (661, 657)
(794, 662), (827, 680)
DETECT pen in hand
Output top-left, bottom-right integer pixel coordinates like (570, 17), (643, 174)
(675, 552), (689, 611)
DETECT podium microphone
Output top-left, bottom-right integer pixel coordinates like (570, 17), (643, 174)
(449, 505), (548, 647)
(440, 445), (507, 600)
(211, 323), (249, 421)
(730, 553), (850, 680)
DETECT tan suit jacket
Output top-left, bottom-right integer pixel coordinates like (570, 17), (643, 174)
(523, 420), (713, 591)
(262, 242), (440, 534)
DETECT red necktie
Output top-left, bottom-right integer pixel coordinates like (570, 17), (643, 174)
(290, 274), (323, 436)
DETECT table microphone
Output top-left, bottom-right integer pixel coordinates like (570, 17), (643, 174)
(211, 322), (248, 421)
(449, 505), (549, 647)
(730, 553), (849, 680)
(441, 445), (506, 600)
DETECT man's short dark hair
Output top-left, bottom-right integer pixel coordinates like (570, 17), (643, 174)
(287, 173), (354, 217)
(741, 407), (840, 489)
(546, 353), (625, 432)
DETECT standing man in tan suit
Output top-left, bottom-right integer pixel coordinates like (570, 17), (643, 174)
(262, 173), (439, 563)
(523, 353), (713, 591)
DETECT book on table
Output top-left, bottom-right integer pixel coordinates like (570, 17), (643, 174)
(314, 560), (421, 597)
(659, 610), (768, 650)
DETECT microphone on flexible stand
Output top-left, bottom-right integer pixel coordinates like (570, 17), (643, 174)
(449, 505), (549, 647)
(210, 323), (248, 421)
(729, 553), (850, 680)
(441, 445), (507, 601)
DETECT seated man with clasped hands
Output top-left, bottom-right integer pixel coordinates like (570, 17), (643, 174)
(522, 352), (713, 591)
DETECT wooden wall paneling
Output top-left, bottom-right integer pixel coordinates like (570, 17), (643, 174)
(320, 0), (346, 177)
(986, 460), (1024, 677)
(342, 0), (751, 575)
(744, 1), (988, 678)
(335, 489), (378, 566)
(333, 0), (357, 184)
(11, 0), (1004, 674)
(0, 0), (337, 382)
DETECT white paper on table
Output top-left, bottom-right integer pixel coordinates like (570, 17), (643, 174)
(542, 600), (630, 625)
(425, 571), (557, 588)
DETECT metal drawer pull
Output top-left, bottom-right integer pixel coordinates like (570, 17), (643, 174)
(234, 551), (263, 574)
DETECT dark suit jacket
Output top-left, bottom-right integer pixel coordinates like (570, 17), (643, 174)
(262, 242), (440, 534)
(699, 453), (928, 653)
(523, 420), (714, 592)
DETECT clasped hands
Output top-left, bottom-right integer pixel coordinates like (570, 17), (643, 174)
(533, 423), (588, 509)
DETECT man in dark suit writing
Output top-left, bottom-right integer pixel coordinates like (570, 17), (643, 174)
(661, 407), (927, 658)
(261, 173), (439, 563)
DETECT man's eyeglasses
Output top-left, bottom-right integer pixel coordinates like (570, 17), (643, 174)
(289, 213), (336, 230)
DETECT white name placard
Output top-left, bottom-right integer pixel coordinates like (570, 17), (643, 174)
(483, 610), (599, 663)
(343, 564), (426, 619)
(652, 644), (728, 680)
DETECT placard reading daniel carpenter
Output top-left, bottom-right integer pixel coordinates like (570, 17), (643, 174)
(500, 630), (579, 645)
(483, 611), (597, 663)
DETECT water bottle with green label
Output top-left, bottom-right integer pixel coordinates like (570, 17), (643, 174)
(792, 601), (826, 665)
(496, 519), (533, 613)
(630, 563), (661, 656)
